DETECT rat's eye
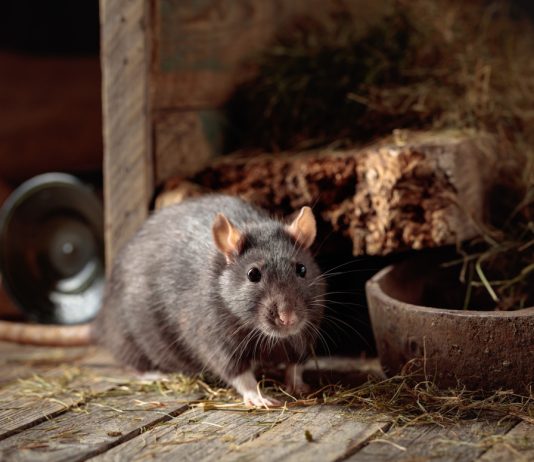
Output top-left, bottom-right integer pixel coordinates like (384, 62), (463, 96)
(296, 263), (307, 278)
(247, 267), (262, 283)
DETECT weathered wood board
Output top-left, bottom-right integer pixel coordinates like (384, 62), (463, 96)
(0, 368), (116, 440)
(477, 421), (534, 462)
(0, 343), (133, 441)
(153, 110), (225, 184)
(91, 406), (293, 461)
(0, 390), (198, 462)
(100, 0), (153, 269)
(0, 342), (531, 461)
(220, 406), (390, 462)
(346, 419), (518, 462)
(0, 343), (91, 386)
(149, 0), (390, 186)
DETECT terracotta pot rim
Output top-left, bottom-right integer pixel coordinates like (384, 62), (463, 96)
(366, 265), (534, 318)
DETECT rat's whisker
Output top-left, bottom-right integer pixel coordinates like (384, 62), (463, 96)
(322, 314), (370, 348)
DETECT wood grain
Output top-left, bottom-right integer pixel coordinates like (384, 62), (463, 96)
(151, 0), (388, 109)
(0, 368), (118, 441)
(0, 339), (527, 461)
(152, 0), (295, 109)
(0, 390), (198, 462)
(0, 344), (133, 441)
(154, 110), (223, 184)
(476, 422), (534, 462)
(100, 0), (153, 269)
(346, 419), (518, 462)
(0, 342), (93, 387)
(220, 405), (389, 462)
(91, 406), (292, 461)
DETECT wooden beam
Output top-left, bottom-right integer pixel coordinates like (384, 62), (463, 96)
(150, 0), (388, 110)
(153, 110), (223, 185)
(100, 0), (153, 269)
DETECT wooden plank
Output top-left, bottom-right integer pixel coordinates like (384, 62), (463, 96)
(152, 0), (296, 109)
(91, 405), (293, 461)
(154, 110), (223, 184)
(346, 419), (518, 462)
(0, 344), (139, 442)
(151, 0), (388, 109)
(0, 368), (120, 441)
(0, 389), (199, 462)
(220, 405), (389, 462)
(476, 422), (534, 462)
(0, 342), (94, 387)
(76, 347), (120, 369)
(0, 342), (121, 388)
(100, 0), (153, 268)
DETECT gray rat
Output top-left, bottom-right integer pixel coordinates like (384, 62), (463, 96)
(94, 194), (325, 406)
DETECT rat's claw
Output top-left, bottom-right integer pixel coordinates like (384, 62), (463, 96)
(231, 370), (282, 408)
(243, 391), (282, 408)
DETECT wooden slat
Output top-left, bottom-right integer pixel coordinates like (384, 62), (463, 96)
(0, 342), (93, 387)
(153, 110), (223, 184)
(220, 405), (389, 462)
(91, 405), (293, 461)
(151, 0), (388, 109)
(100, 0), (153, 268)
(0, 343), (135, 441)
(346, 419), (518, 462)
(0, 390), (199, 462)
(0, 369), (119, 441)
(152, 0), (295, 109)
(0, 343), (122, 389)
(476, 422), (534, 462)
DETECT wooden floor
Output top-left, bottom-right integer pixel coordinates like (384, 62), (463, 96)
(0, 342), (531, 462)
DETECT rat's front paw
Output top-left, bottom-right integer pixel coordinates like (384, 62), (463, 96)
(242, 391), (282, 408)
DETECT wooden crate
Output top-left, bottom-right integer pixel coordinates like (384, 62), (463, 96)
(100, 0), (361, 266)
(100, 0), (495, 267)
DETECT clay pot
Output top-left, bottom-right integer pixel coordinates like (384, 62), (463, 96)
(366, 256), (534, 391)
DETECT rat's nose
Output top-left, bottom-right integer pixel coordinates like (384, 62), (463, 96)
(277, 310), (298, 327)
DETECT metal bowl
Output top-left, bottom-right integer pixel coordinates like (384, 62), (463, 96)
(366, 256), (534, 391)
(0, 173), (104, 324)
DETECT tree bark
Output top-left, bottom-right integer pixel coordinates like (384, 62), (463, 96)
(158, 130), (496, 256)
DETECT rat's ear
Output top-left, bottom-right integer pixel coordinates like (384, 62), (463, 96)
(212, 213), (243, 262)
(285, 206), (316, 249)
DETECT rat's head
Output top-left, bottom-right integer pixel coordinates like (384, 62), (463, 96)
(212, 207), (325, 339)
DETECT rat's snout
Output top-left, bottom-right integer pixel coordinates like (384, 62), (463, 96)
(262, 292), (305, 337)
(276, 310), (298, 327)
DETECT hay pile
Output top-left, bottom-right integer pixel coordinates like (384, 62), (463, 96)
(150, 373), (534, 427)
(11, 366), (533, 438)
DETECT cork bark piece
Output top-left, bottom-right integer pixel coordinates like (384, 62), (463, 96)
(159, 131), (496, 256)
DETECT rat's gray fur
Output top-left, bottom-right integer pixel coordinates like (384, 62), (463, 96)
(94, 195), (325, 386)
